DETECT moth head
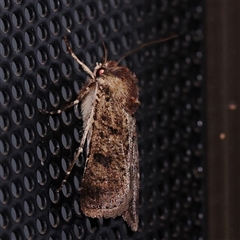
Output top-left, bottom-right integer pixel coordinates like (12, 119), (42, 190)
(93, 61), (118, 79)
(96, 68), (105, 77)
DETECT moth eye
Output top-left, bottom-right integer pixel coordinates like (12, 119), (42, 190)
(96, 68), (105, 77)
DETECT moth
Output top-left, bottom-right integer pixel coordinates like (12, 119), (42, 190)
(41, 35), (176, 232)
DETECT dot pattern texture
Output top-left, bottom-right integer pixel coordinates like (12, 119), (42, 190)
(0, 0), (205, 239)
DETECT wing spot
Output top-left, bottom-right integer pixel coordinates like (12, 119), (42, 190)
(94, 153), (112, 167)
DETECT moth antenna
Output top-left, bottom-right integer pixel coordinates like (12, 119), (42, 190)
(80, 13), (108, 63)
(63, 36), (95, 79)
(116, 35), (178, 65)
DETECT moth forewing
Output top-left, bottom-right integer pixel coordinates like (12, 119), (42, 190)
(122, 115), (139, 231)
(79, 65), (140, 231)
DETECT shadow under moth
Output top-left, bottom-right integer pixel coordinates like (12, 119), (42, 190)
(41, 35), (176, 232)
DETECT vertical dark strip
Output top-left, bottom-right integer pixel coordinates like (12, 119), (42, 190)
(206, 2), (240, 239)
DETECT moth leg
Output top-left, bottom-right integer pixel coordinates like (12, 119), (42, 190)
(56, 115), (89, 192)
(39, 99), (80, 115)
(56, 108), (93, 192)
(56, 83), (98, 192)
(63, 36), (95, 79)
(40, 36), (96, 115)
(40, 81), (96, 115)
(56, 145), (83, 192)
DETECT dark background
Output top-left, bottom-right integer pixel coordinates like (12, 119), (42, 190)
(2, 0), (238, 239)
(206, 1), (240, 240)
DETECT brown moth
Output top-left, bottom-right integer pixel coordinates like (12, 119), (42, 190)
(41, 35), (176, 231)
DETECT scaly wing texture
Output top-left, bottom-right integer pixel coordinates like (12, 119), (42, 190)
(122, 115), (139, 231)
(80, 86), (134, 218)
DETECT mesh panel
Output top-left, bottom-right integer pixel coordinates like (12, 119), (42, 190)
(0, 0), (205, 239)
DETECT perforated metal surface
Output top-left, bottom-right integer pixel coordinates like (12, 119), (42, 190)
(0, 0), (205, 239)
